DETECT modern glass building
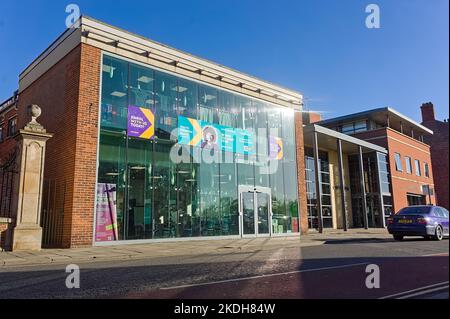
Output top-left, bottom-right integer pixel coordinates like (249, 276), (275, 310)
(96, 54), (301, 242)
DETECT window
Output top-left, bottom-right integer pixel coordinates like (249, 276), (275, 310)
(405, 157), (412, 174)
(341, 123), (354, 134)
(154, 71), (178, 140)
(407, 193), (426, 206)
(414, 160), (421, 176)
(394, 153), (403, 172)
(101, 56), (129, 130)
(424, 163), (430, 178)
(354, 120), (368, 133)
(340, 121), (368, 134)
(8, 117), (17, 137)
(0, 126), (3, 142)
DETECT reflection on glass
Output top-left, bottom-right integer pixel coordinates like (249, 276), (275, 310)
(101, 56), (129, 130)
(155, 71), (178, 140)
(257, 193), (270, 234)
(242, 192), (255, 235)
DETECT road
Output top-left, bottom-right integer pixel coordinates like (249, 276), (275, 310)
(0, 237), (448, 299)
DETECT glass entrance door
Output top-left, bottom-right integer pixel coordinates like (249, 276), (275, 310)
(239, 186), (272, 237)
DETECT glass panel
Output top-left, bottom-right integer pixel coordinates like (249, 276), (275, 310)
(155, 71), (178, 140)
(270, 154), (286, 234)
(257, 193), (270, 234)
(96, 130), (127, 241)
(198, 85), (219, 124)
(199, 159), (220, 236)
(176, 146), (200, 237)
(101, 56), (129, 131)
(177, 78), (198, 119)
(238, 96), (255, 131)
(220, 153), (239, 236)
(153, 140), (177, 239)
(284, 161), (299, 233)
(129, 63), (154, 110)
(219, 91), (238, 127)
(127, 137), (153, 240)
(242, 192), (255, 235)
(282, 109), (296, 162)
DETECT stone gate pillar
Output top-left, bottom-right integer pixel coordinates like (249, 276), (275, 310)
(12, 105), (53, 251)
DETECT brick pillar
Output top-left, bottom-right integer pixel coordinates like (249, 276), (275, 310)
(295, 112), (308, 235)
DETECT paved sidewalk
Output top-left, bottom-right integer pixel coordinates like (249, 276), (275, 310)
(0, 229), (391, 268)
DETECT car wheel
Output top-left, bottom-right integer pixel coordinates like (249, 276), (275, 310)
(433, 226), (444, 241)
(393, 235), (404, 241)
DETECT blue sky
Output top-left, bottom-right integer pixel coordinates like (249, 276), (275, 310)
(0, 0), (448, 121)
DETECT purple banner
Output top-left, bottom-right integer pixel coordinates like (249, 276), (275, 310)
(127, 105), (155, 139)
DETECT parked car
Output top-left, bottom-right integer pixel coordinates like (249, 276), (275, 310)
(387, 206), (449, 241)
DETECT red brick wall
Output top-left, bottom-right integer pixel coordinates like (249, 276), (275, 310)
(353, 128), (436, 213)
(17, 43), (101, 248)
(295, 112), (308, 234)
(0, 107), (19, 218)
(0, 107), (18, 165)
(422, 119), (449, 210)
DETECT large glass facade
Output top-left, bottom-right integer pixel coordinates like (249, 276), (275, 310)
(95, 55), (300, 242)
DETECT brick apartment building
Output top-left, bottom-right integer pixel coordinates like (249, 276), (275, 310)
(421, 103), (449, 210)
(0, 16), (307, 248)
(317, 108), (437, 217)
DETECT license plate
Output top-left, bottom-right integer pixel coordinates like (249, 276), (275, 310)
(398, 219), (413, 224)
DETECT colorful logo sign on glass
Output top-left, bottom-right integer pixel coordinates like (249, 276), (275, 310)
(127, 105), (155, 139)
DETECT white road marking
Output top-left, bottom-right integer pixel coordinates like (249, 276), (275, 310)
(398, 285), (449, 299)
(160, 262), (369, 290)
(379, 281), (449, 299)
(422, 252), (449, 257)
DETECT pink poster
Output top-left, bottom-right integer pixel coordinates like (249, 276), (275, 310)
(95, 183), (119, 242)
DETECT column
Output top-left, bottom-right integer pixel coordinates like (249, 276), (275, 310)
(12, 105), (53, 251)
(359, 146), (369, 230)
(337, 139), (348, 231)
(313, 131), (324, 233)
(375, 152), (386, 228)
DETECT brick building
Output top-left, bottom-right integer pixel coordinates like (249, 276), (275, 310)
(0, 92), (19, 218)
(421, 102), (449, 210)
(317, 107), (437, 219)
(0, 16), (307, 248)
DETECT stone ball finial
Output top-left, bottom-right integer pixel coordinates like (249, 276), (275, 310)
(28, 104), (42, 123)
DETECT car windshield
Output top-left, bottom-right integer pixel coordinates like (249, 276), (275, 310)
(399, 206), (432, 215)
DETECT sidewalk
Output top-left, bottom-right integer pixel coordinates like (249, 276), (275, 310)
(0, 229), (390, 268)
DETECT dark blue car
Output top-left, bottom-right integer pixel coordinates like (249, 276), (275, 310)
(387, 206), (449, 241)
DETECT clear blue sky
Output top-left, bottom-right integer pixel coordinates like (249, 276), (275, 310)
(0, 0), (448, 121)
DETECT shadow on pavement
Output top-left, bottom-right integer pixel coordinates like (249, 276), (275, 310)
(0, 255), (448, 299)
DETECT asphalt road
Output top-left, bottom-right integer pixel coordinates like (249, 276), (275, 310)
(0, 237), (448, 299)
